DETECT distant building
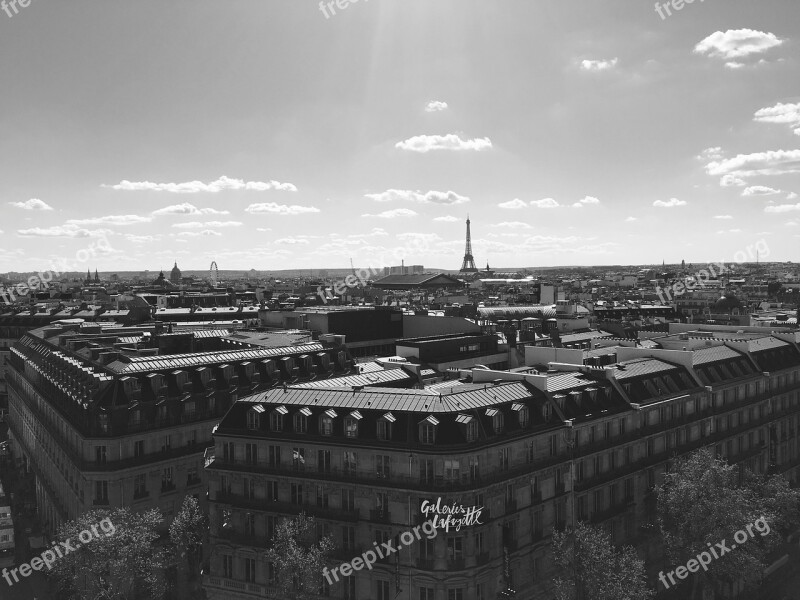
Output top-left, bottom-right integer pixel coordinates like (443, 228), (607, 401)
(372, 273), (463, 291)
(170, 262), (182, 285)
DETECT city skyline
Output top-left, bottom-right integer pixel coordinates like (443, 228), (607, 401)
(2, 0), (799, 272)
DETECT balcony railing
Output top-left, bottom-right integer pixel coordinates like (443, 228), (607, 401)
(369, 509), (391, 523)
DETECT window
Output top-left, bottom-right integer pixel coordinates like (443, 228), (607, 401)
(518, 406), (530, 428)
(624, 477), (634, 502)
(134, 473), (147, 498)
(447, 537), (464, 561)
(269, 445), (281, 467)
(267, 480), (278, 502)
(161, 435), (171, 453)
(466, 420), (478, 442)
(320, 415), (333, 436)
(420, 417), (438, 445)
(469, 456), (480, 482)
(187, 466), (199, 486)
(448, 589), (464, 600)
(246, 409), (261, 430)
(549, 434), (558, 456)
(292, 447), (305, 471)
(243, 557), (255, 583)
(343, 451), (357, 476)
(343, 575), (356, 600)
(291, 483), (304, 505)
(95, 446), (107, 464)
(186, 430), (196, 447)
(376, 581), (391, 600)
(344, 417), (359, 438)
(445, 459), (460, 480)
(220, 475), (231, 495)
(270, 407), (286, 431)
(500, 447), (510, 471)
(375, 492), (389, 517)
(316, 485), (329, 508)
(95, 480), (108, 503)
(342, 526), (355, 551)
(243, 477), (255, 499)
(223, 442), (234, 463)
(376, 455), (391, 479)
(222, 554), (233, 578)
(318, 450), (331, 473)
(294, 412), (308, 433)
(487, 408), (504, 434)
(245, 443), (257, 465)
(378, 414), (395, 440)
(134, 440), (145, 458)
(244, 513), (256, 536)
(342, 489), (355, 512)
(161, 467), (174, 491)
(420, 588), (435, 600)
(419, 459), (434, 484)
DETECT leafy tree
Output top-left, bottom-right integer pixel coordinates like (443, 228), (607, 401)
(48, 507), (167, 600)
(169, 495), (209, 581)
(657, 448), (800, 599)
(266, 512), (335, 600)
(552, 521), (654, 600)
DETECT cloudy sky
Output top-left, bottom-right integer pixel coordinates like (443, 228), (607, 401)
(1, 0), (799, 272)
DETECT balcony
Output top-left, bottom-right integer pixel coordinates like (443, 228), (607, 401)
(369, 509), (391, 524)
(92, 498), (109, 506)
(133, 490), (149, 501)
(161, 482), (177, 494)
(448, 558), (466, 570)
(416, 557), (436, 570)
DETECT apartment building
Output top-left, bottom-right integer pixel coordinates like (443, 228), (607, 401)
(6, 321), (354, 534)
(204, 329), (800, 600)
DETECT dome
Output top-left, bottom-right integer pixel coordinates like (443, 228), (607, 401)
(713, 295), (742, 313)
(170, 262), (182, 284)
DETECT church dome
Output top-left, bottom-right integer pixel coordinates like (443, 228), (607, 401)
(713, 295), (742, 313)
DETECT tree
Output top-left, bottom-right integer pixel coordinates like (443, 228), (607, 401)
(551, 521), (654, 600)
(169, 495), (209, 582)
(657, 449), (800, 600)
(48, 507), (167, 600)
(266, 512), (335, 600)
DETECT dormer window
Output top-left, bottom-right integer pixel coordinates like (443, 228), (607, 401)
(456, 413), (477, 442)
(247, 405), (265, 430)
(294, 408), (311, 433)
(345, 411), (362, 439)
(419, 415), (439, 445)
(270, 406), (288, 432)
(512, 403), (529, 428)
(378, 412), (395, 441)
(320, 409), (336, 436)
(486, 408), (504, 434)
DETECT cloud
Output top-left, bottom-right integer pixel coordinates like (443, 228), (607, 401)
(17, 225), (112, 238)
(713, 215), (734, 219)
(256, 227), (272, 232)
(433, 215), (460, 222)
(66, 215), (152, 226)
(764, 203), (800, 213)
(580, 58), (618, 71)
(653, 198), (687, 208)
(572, 195), (600, 207)
(706, 150), (800, 183)
(395, 134), (492, 153)
(742, 185), (781, 196)
(172, 221), (242, 229)
(361, 208), (418, 218)
(625, 217), (638, 222)
(245, 203), (321, 215)
(125, 234), (159, 243)
(754, 102), (800, 136)
(788, 192), (799, 200)
(365, 189), (469, 205)
(530, 198), (560, 208)
(716, 229), (742, 234)
(177, 230), (223, 237)
(152, 203), (230, 216)
(490, 221), (532, 229)
(9, 198), (54, 211)
(275, 237), (311, 245)
(694, 29), (783, 61)
(105, 175), (297, 193)
(425, 101), (448, 112)
(498, 199), (528, 209)
(720, 174), (746, 187)
(698, 147), (724, 161)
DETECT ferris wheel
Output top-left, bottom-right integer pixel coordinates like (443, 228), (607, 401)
(209, 261), (219, 285)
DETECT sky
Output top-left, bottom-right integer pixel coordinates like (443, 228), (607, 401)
(1, 0), (799, 273)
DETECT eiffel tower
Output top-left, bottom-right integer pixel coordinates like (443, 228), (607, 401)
(459, 215), (479, 273)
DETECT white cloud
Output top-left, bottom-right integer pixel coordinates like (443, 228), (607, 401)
(530, 198), (560, 208)
(152, 203), (230, 216)
(653, 198), (687, 208)
(754, 102), (800, 136)
(66, 215), (152, 226)
(172, 221), (242, 229)
(425, 101), (448, 112)
(256, 227), (272, 232)
(580, 58), (618, 71)
(720, 174), (746, 187)
(275, 237), (311, 245)
(365, 189), (469, 205)
(177, 230), (223, 237)
(433, 215), (460, 222)
(573, 195), (600, 207)
(713, 215), (734, 219)
(716, 229), (742, 234)
(490, 221), (533, 229)
(105, 175), (297, 193)
(125, 234), (159, 243)
(625, 217), (638, 222)
(698, 147), (724, 161)
(395, 134), (492, 153)
(694, 29), (783, 61)
(764, 203), (800, 213)
(9, 198), (54, 211)
(788, 192), (799, 200)
(361, 208), (418, 219)
(498, 199), (528, 209)
(706, 150), (800, 183)
(245, 203), (321, 215)
(742, 185), (781, 196)
(17, 225), (112, 238)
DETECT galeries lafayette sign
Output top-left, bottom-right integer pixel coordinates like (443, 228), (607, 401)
(420, 498), (484, 532)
